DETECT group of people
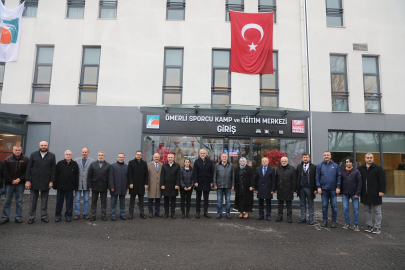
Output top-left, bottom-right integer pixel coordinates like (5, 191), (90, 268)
(0, 141), (386, 234)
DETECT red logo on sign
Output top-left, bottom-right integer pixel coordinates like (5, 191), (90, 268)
(292, 120), (305, 133)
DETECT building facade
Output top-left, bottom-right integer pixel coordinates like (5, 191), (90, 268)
(0, 0), (404, 195)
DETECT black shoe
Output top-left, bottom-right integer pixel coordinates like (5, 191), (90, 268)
(129, 213), (133, 220)
(66, 218), (72, 222)
(331, 220), (337, 228)
(365, 225), (373, 233)
(258, 216), (264, 220)
(28, 219), (35, 224)
(55, 218), (61, 222)
(102, 216), (107, 221)
(195, 213), (200, 219)
(216, 214), (222, 219)
(266, 217), (271, 221)
(275, 217), (283, 222)
(321, 220), (328, 227)
(226, 214), (231, 219)
(372, 228), (381, 234)
(41, 218), (49, 223)
(287, 218), (292, 223)
(309, 221), (314, 225)
(140, 213), (146, 219)
(111, 216), (116, 221)
(0, 219), (9, 225)
(90, 216), (96, 221)
(171, 214), (176, 219)
(120, 215), (127, 220)
(186, 213), (191, 218)
(181, 213), (185, 219)
(204, 213), (211, 218)
(297, 219), (306, 224)
(15, 219), (23, 224)
(163, 214), (168, 219)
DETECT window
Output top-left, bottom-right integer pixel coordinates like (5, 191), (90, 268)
(163, 48), (183, 105)
(212, 50), (231, 105)
(226, 0), (244, 21)
(260, 52), (278, 107)
(21, 0), (38, 17)
(362, 56), (381, 113)
(258, 0), (276, 23)
(32, 46), (54, 104)
(166, 0), (185, 20)
(328, 131), (354, 169)
(330, 55), (348, 111)
(0, 62), (4, 103)
(326, 0), (343, 26)
(67, 0), (85, 19)
(99, 0), (117, 19)
(79, 47), (101, 105)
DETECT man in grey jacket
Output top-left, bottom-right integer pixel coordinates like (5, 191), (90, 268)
(213, 153), (234, 219)
(73, 148), (94, 220)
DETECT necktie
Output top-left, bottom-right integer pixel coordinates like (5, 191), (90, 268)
(156, 163), (158, 171)
(264, 166), (267, 175)
(304, 164), (307, 172)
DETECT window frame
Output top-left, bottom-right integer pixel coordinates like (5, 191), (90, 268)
(99, 0), (118, 19)
(166, 0), (186, 20)
(78, 46), (101, 105)
(31, 46), (54, 105)
(260, 51), (278, 107)
(20, 0), (39, 17)
(362, 56), (381, 113)
(326, 0), (344, 27)
(225, 0), (244, 22)
(0, 62), (5, 103)
(258, 0), (276, 23)
(66, 0), (86, 19)
(211, 49), (231, 105)
(330, 54), (349, 112)
(162, 48), (184, 105)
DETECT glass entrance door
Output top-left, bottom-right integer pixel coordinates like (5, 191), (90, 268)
(202, 137), (224, 164)
(227, 138), (250, 168)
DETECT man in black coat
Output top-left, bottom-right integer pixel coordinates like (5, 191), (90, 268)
(109, 153), (128, 221)
(161, 153), (180, 219)
(25, 141), (56, 224)
(255, 157), (275, 221)
(127, 150), (148, 220)
(192, 149), (214, 219)
(275, 157), (296, 223)
(358, 153), (386, 235)
(54, 150), (79, 222)
(88, 151), (111, 221)
(296, 153), (317, 225)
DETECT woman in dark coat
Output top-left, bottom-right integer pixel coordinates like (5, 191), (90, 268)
(180, 158), (193, 218)
(234, 158), (254, 219)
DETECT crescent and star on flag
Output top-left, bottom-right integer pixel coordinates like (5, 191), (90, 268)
(241, 23), (264, 51)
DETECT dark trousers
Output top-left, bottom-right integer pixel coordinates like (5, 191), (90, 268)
(55, 190), (74, 219)
(129, 194), (144, 214)
(28, 190), (49, 219)
(299, 187), (314, 222)
(91, 191), (107, 217)
(180, 189), (192, 214)
(258, 198), (272, 218)
(277, 200), (292, 219)
(196, 190), (210, 214)
(164, 196), (176, 215)
(148, 198), (161, 214)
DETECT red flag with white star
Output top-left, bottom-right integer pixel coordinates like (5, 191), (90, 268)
(230, 11), (273, 74)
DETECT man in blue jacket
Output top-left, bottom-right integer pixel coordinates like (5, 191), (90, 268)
(340, 157), (362, 231)
(316, 151), (341, 228)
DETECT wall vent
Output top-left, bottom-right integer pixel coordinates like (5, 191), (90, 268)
(353, 43), (368, 51)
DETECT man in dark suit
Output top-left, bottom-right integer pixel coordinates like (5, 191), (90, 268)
(255, 157), (275, 221)
(296, 153), (317, 225)
(127, 150), (148, 220)
(192, 149), (214, 219)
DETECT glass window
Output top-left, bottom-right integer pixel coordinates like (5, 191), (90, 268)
(212, 50), (231, 104)
(21, 0), (38, 17)
(258, 0), (276, 23)
(202, 138), (224, 164)
(328, 131), (354, 169)
(0, 62), (4, 103)
(355, 133), (381, 166)
(226, 0), (244, 21)
(79, 47), (101, 105)
(382, 134), (405, 196)
(163, 48), (183, 105)
(330, 55), (348, 111)
(143, 135), (200, 167)
(326, 0), (343, 26)
(260, 52), (278, 107)
(0, 133), (22, 161)
(0, 118), (24, 129)
(362, 56), (381, 113)
(227, 138), (250, 168)
(166, 0), (185, 20)
(32, 46), (54, 104)
(99, 0), (117, 19)
(67, 0), (85, 19)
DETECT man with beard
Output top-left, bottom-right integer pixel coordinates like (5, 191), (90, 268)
(128, 151), (148, 220)
(88, 151), (111, 221)
(275, 157), (296, 223)
(160, 153), (180, 219)
(25, 141), (56, 224)
(109, 153), (128, 221)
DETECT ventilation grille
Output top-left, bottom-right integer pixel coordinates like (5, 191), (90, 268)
(353, 43), (368, 51)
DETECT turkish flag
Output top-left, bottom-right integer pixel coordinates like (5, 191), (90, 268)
(230, 11), (273, 74)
